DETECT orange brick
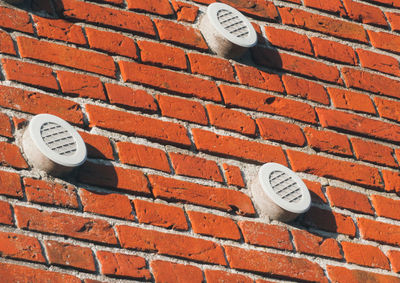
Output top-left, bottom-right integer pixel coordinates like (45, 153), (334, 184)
(382, 170), (400, 193)
(358, 217), (400, 246)
(387, 12), (400, 32)
(0, 200), (12, 225)
(0, 113), (12, 138)
(387, 250), (400, 273)
(357, 48), (400, 76)
(265, 26), (313, 55)
(138, 40), (187, 70)
(342, 242), (390, 269)
(304, 0), (346, 15)
(282, 74), (329, 105)
(205, 270), (253, 283)
(371, 194), (400, 220)
(343, 0), (388, 27)
(304, 127), (352, 157)
(0, 30), (16, 55)
(326, 186), (374, 215)
(171, 0), (199, 23)
(234, 64), (284, 93)
(0, 6), (33, 33)
(78, 131), (114, 160)
(188, 53), (235, 82)
(256, 117), (305, 146)
(223, 164), (245, 188)
(126, 0), (173, 16)
(311, 37), (357, 65)
(0, 141), (28, 169)
(0, 170), (22, 198)
(374, 96), (400, 123)
(328, 87), (376, 114)
(368, 30), (400, 54)
(327, 265), (400, 283)
(303, 179), (327, 203)
(151, 260), (203, 283)
(351, 137), (397, 168)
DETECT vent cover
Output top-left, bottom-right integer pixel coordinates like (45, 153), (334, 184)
(41, 122), (77, 156)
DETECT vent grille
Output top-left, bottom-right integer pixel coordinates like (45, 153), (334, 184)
(40, 122), (77, 156)
(269, 170), (302, 203)
(217, 9), (249, 38)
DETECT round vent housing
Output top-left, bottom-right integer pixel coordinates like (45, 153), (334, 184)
(200, 3), (257, 58)
(251, 163), (311, 222)
(22, 114), (87, 176)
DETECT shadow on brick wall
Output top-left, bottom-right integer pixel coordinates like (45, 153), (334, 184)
(1, 0), (64, 18)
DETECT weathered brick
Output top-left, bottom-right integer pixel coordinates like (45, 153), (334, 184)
(97, 250), (151, 280)
(0, 170), (22, 198)
(326, 186), (374, 215)
(24, 178), (78, 209)
(328, 87), (376, 114)
(0, 6), (33, 33)
(303, 179), (327, 203)
(311, 37), (357, 65)
(15, 205), (117, 244)
(0, 141), (28, 169)
(342, 0), (388, 27)
(138, 40), (187, 70)
(304, 127), (352, 157)
(57, 70), (106, 101)
(105, 83), (157, 112)
(78, 131), (114, 160)
(119, 60), (221, 102)
(219, 0), (278, 21)
(188, 53), (235, 82)
(239, 221), (292, 251)
(171, 0), (199, 23)
(292, 229), (342, 259)
(327, 265), (400, 283)
(357, 48), (400, 76)
(134, 199), (188, 230)
(351, 137), (397, 167)
(220, 84), (317, 124)
(368, 0), (400, 7)
(126, 0), (173, 15)
(79, 189), (134, 220)
(256, 117), (305, 146)
(157, 95), (208, 125)
(77, 161), (150, 195)
(205, 269), (253, 283)
(282, 74), (329, 105)
(223, 164), (245, 188)
(87, 104), (191, 148)
(374, 96), (400, 123)
(371, 194), (400, 220)
(265, 26), (313, 55)
(304, 0), (346, 15)
(225, 246), (327, 282)
(193, 128), (287, 165)
(117, 141), (170, 173)
(287, 150), (383, 190)
(368, 30), (400, 54)
(2, 59), (58, 90)
(151, 260), (203, 283)
(45, 240), (95, 272)
(342, 241), (390, 270)
(0, 113), (12, 138)
(117, 225), (227, 265)
(0, 200), (13, 225)
(382, 170), (400, 193)
(149, 174), (255, 216)
(17, 36), (116, 77)
(0, 30), (16, 55)
(0, 231), (45, 263)
(154, 19), (208, 50)
(188, 210), (240, 240)
(387, 12), (400, 32)
(388, 250), (400, 273)
(207, 104), (256, 136)
(358, 217), (400, 246)
(234, 64), (284, 93)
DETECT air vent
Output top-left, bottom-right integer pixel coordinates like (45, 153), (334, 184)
(199, 3), (257, 58)
(251, 163), (311, 222)
(22, 114), (87, 176)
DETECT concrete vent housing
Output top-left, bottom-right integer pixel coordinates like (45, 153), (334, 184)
(200, 3), (257, 58)
(22, 114), (87, 176)
(251, 163), (311, 222)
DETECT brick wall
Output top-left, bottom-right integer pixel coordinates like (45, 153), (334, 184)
(1, 0), (400, 282)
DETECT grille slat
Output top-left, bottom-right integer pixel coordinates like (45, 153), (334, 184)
(217, 9), (249, 38)
(269, 170), (302, 204)
(40, 122), (77, 156)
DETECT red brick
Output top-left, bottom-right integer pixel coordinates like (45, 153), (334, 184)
(0, 169), (22, 198)
(154, 19), (208, 50)
(24, 178), (78, 209)
(62, 0), (155, 36)
(126, 0), (173, 15)
(33, 16), (86, 45)
(382, 170), (400, 193)
(119, 60), (221, 102)
(138, 40), (187, 70)
(193, 128), (287, 165)
(2, 58), (58, 90)
(0, 231), (45, 263)
(388, 250), (400, 273)
(368, 0), (400, 7)
(387, 12), (400, 32)
(188, 210), (240, 240)
(0, 30), (16, 55)
(303, 179), (327, 203)
(157, 95), (208, 125)
(117, 225), (227, 265)
(78, 131), (114, 160)
(97, 250), (151, 280)
(15, 205), (117, 244)
(171, 0), (199, 23)
(368, 30), (400, 54)
(265, 26), (313, 55)
(149, 174), (255, 216)
(0, 113), (12, 138)
(234, 64), (284, 93)
(326, 186), (374, 215)
(219, 0), (278, 21)
(134, 199), (188, 230)
(225, 245), (327, 282)
(85, 27), (137, 59)
(79, 189), (134, 220)
(317, 107), (400, 144)
(188, 53), (235, 82)
(304, 127), (352, 157)
(205, 270), (252, 283)
(256, 117), (305, 146)
(357, 49), (400, 76)
(239, 221), (292, 250)
(328, 87), (376, 114)
(77, 161), (150, 195)
(327, 265), (400, 283)
(0, 85), (83, 125)
(342, 241), (390, 269)
(57, 70), (106, 100)
(170, 152), (223, 182)
(223, 164), (245, 187)
(0, 262), (80, 283)
(0, 6), (33, 33)
(282, 74), (329, 105)
(342, 0), (388, 27)
(17, 36), (116, 78)
(207, 104), (256, 136)
(220, 84), (317, 124)
(358, 217), (400, 246)
(87, 104), (191, 148)
(351, 138), (397, 167)
(252, 47), (342, 84)
(84, 279), (106, 283)
(0, 141), (28, 169)
(45, 240), (95, 272)
(371, 194), (400, 220)
(0, 200), (12, 225)
(151, 260), (203, 283)
(375, 96), (400, 123)
(105, 83), (157, 112)
(311, 37), (357, 65)
(292, 229), (342, 259)
(303, 207), (356, 237)
(117, 141), (170, 172)
(304, 0), (346, 15)
(279, 7), (367, 43)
